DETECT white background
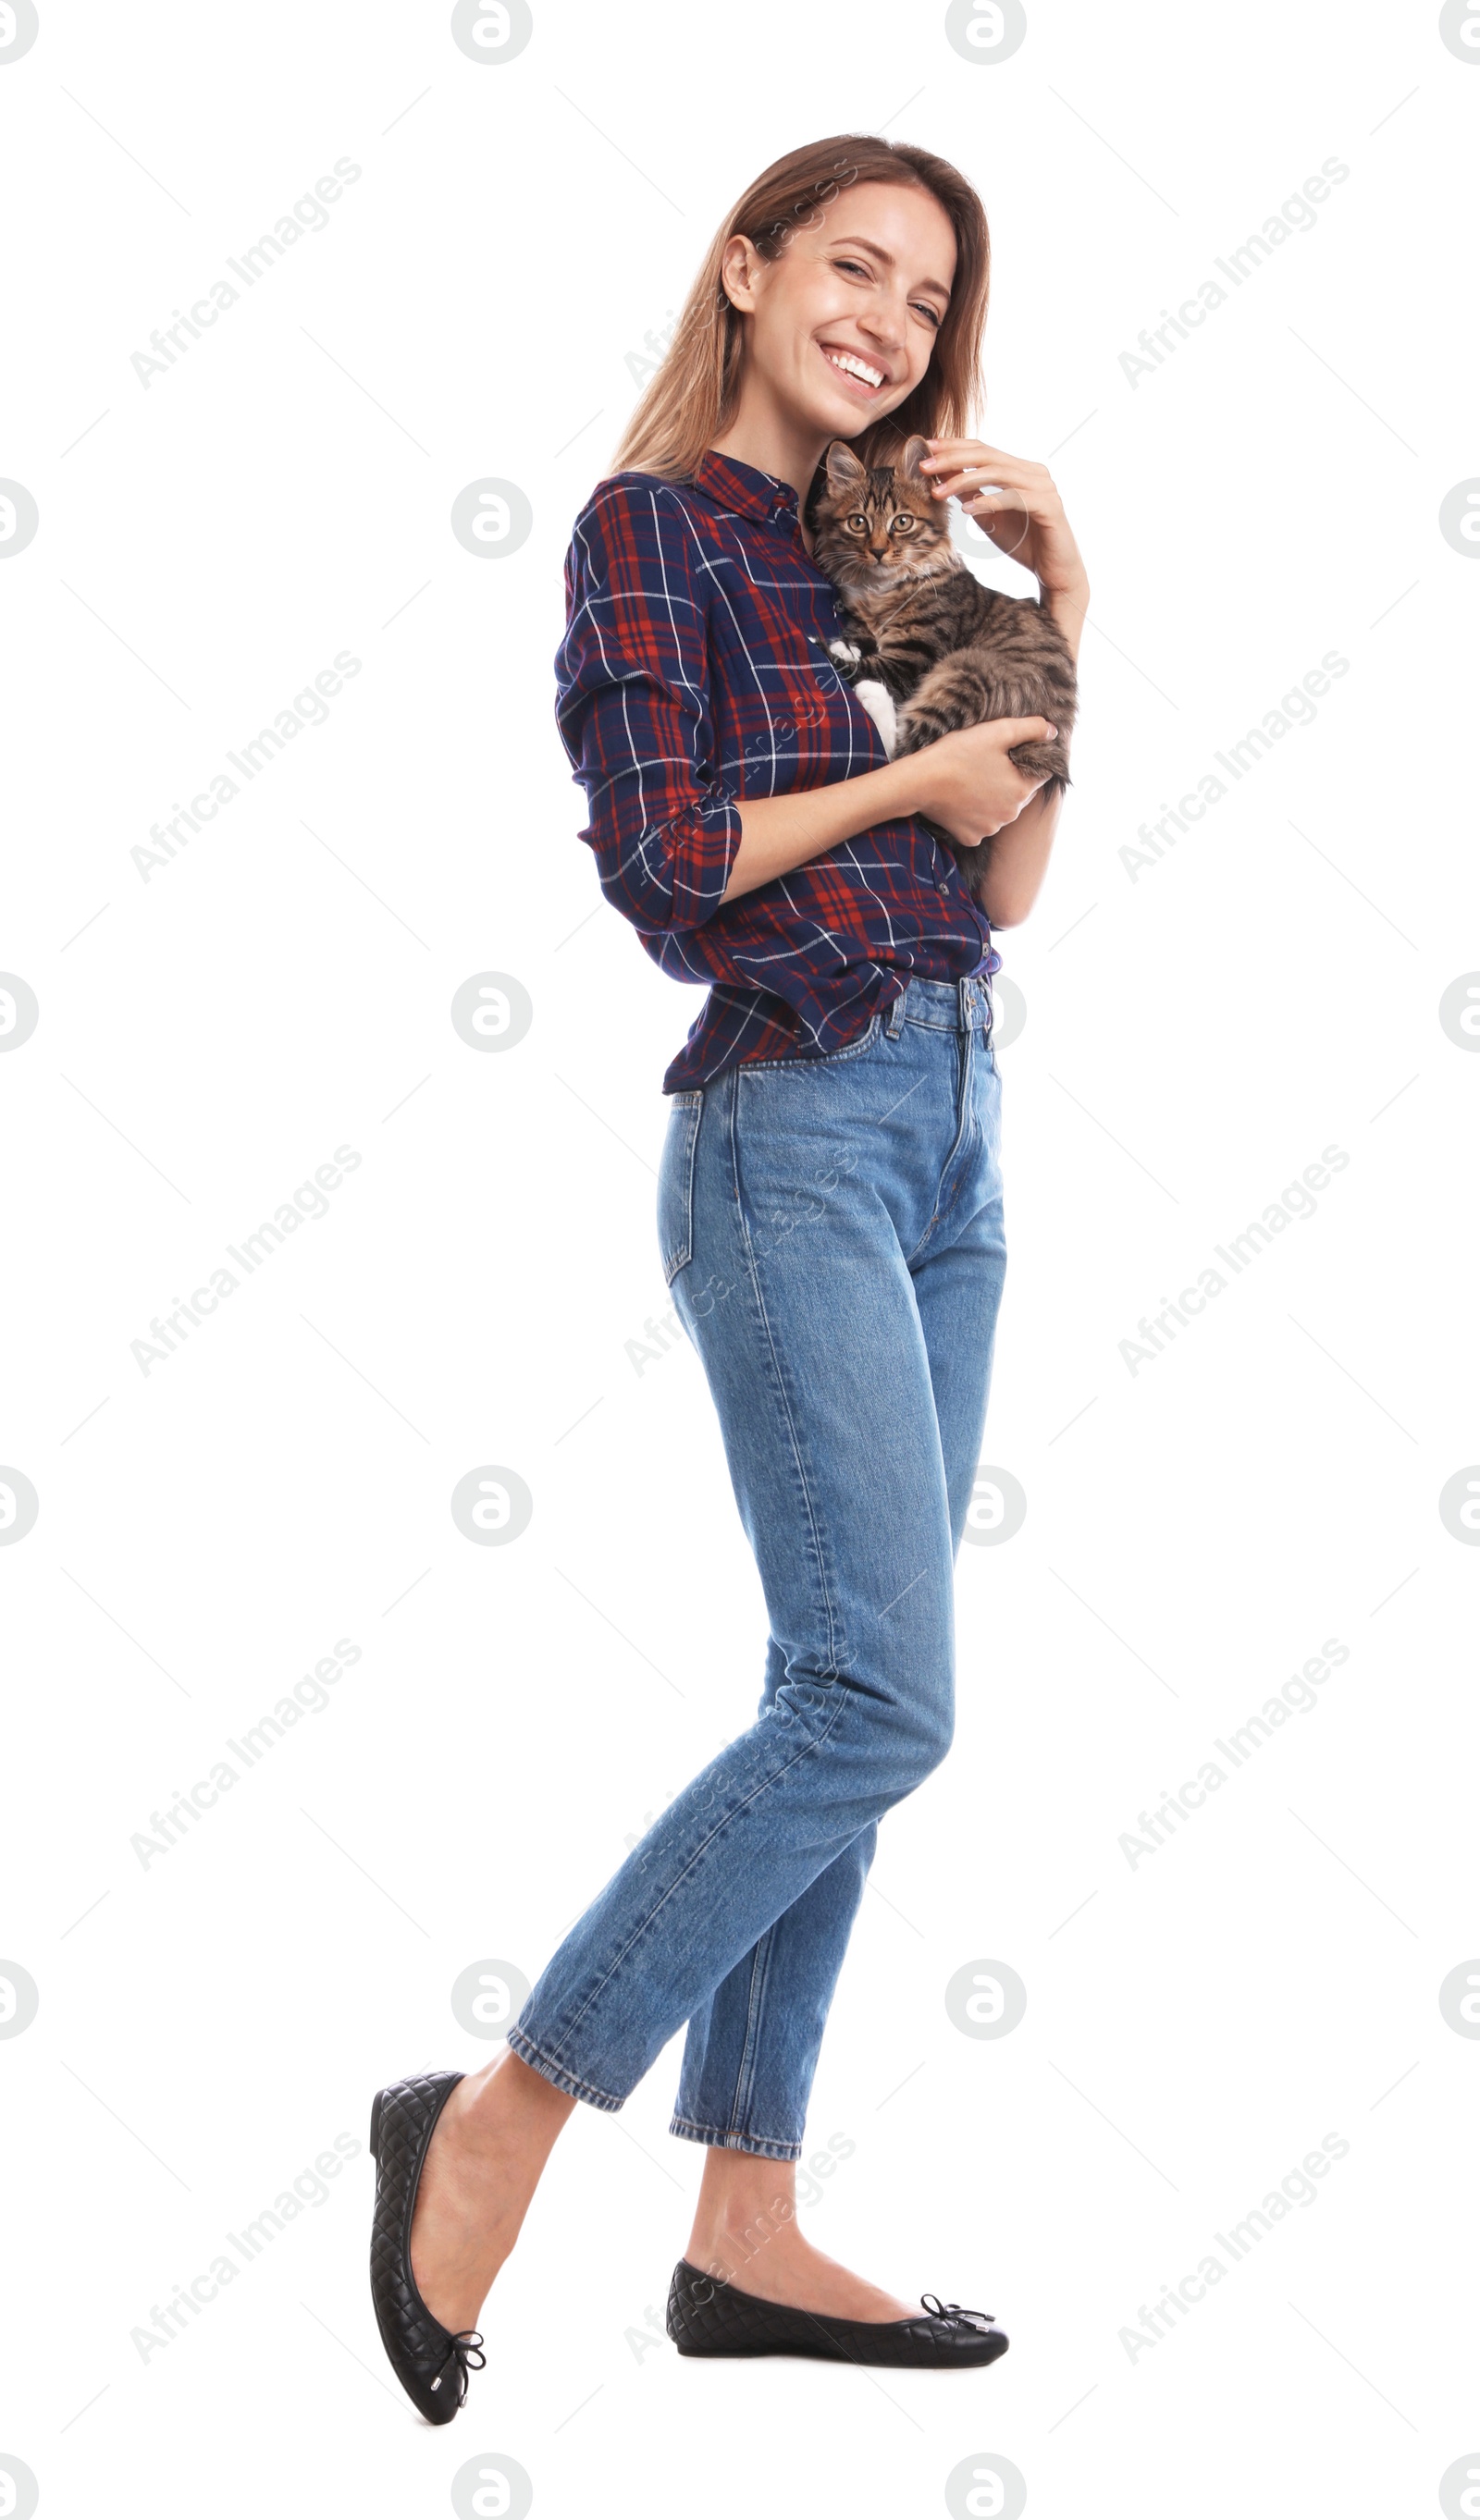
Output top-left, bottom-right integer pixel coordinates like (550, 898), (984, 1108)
(3, 2), (1478, 2514)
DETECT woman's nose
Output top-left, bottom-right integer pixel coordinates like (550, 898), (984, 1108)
(861, 303), (904, 351)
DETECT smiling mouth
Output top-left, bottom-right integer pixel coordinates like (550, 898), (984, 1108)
(820, 344), (887, 394)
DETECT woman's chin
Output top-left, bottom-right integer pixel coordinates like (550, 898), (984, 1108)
(796, 378), (885, 440)
(824, 400), (880, 436)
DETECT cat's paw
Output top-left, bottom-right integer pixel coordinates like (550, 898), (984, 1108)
(826, 638), (865, 677)
(852, 677), (898, 756)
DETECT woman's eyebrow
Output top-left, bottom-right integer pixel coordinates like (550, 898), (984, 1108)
(829, 234), (951, 301)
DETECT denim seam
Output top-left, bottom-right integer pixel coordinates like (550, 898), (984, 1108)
(517, 1071), (856, 2088)
(504, 2025), (623, 2111)
(669, 2113), (802, 2162)
(731, 1924), (777, 2131)
(734, 1010), (882, 1076)
(660, 1090), (704, 1286)
(522, 1693), (851, 2084)
(906, 1030), (981, 1264)
(729, 1065), (850, 1676)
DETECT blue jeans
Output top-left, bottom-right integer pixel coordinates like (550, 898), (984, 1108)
(508, 973), (1006, 2159)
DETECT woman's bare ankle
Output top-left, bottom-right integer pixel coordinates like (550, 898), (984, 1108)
(408, 2052), (575, 2331)
(686, 2148), (796, 2271)
(454, 2048), (577, 2147)
(684, 2147), (913, 2320)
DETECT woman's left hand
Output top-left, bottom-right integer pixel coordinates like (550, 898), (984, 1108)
(919, 439), (1089, 603)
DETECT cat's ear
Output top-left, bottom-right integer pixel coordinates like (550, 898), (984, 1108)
(824, 439), (868, 487)
(898, 436), (931, 481)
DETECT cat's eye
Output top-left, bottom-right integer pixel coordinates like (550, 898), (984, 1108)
(845, 513), (867, 532)
(889, 515), (915, 533)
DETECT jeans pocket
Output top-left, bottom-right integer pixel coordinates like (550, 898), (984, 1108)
(739, 1010), (883, 1076)
(657, 1089), (704, 1285)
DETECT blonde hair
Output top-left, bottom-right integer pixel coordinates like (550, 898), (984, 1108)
(610, 134), (990, 484)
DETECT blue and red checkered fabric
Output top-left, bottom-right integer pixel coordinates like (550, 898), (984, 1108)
(554, 449), (998, 1092)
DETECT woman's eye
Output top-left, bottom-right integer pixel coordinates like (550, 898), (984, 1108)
(911, 303), (943, 328)
(835, 259), (870, 279)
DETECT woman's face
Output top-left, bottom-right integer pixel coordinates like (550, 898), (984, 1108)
(722, 179), (957, 443)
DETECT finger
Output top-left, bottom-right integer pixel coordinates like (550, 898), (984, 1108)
(939, 475), (1043, 510)
(924, 449), (1041, 486)
(929, 471), (995, 501)
(920, 439), (1020, 464)
(928, 461), (1016, 489)
(990, 717), (1058, 745)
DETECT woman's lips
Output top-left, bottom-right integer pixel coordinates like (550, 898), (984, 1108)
(820, 343), (886, 395)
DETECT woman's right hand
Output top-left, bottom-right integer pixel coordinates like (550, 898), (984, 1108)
(902, 718), (1059, 850)
(723, 713), (1060, 907)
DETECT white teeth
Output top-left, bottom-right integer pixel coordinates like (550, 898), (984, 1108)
(824, 349), (884, 388)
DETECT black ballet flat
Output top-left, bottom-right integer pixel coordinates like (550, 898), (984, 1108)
(369, 2070), (486, 2423)
(666, 2257), (1009, 2368)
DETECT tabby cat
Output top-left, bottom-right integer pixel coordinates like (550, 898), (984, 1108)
(811, 435), (1078, 900)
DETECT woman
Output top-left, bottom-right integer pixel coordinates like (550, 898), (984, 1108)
(370, 132), (1089, 2420)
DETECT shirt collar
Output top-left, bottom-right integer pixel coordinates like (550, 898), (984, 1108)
(691, 449), (803, 535)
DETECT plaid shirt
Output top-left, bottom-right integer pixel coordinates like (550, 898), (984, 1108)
(554, 449), (997, 1092)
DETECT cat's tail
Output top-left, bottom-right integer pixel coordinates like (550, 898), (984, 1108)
(1005, 743), (1071, 794)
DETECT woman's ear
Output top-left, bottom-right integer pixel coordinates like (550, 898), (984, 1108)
(825, 439), (868, 487)
(718, 233), (761, 313)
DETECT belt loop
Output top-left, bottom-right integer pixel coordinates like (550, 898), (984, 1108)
(886, 982), (906, 1040)
(957, 977), (971, 1034)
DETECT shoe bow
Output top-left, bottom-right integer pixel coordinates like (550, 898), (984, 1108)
(429, 2329), (487, 2404)
(919, 2293), (995, 2330)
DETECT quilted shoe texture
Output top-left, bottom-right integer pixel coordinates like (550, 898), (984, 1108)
(666, 2257), (1009, 2369)
(369, 2070), (481, 2423)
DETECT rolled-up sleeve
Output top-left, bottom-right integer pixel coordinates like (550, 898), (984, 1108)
(554, 480), (741, 937)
